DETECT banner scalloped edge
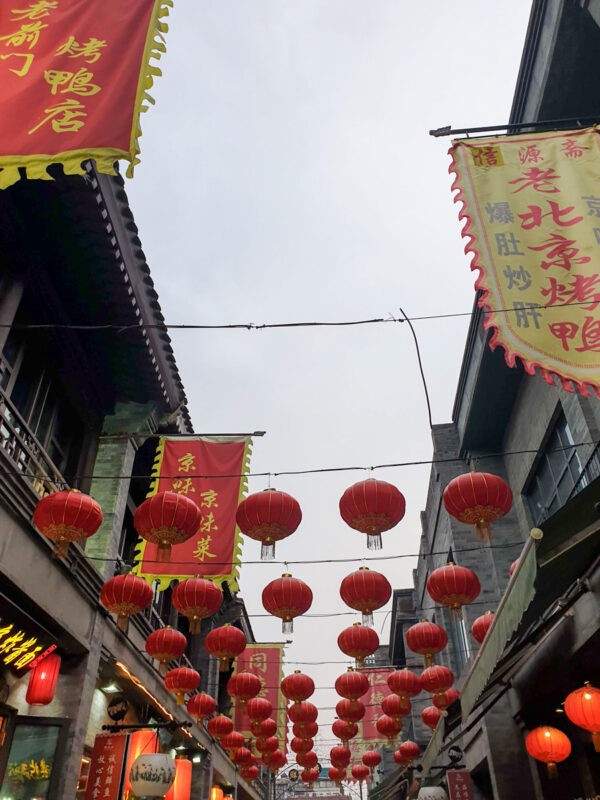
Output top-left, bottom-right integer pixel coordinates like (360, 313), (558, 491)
(448, 136), (600, 400)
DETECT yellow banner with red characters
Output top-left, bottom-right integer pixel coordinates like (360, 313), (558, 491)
(0, 0), (171, 188)
(450, 127), (600, 396)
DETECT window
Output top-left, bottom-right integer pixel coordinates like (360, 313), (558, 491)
(526, 411), (585, 525)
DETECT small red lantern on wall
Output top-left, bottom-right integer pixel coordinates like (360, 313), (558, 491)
(165, 756), (193, 800)
(100, 573), (153, 632)
(405, 620), (448, 667)
(443, 472), (512, 541)
(204, 624), (247, 670)
(471, 611), (494, 644)
(564, 683), (600, 752)
(186, 692), (216, 722)
(134, 490), (201, 561)
(426, 564), (480, 618)
(26, 653), (61, 706)
(281, 670), (315, 704)
(525, 726), (571, 778)
(421, 706), (442, 730)
(221, 731), (246, 753)
(236, 488), (302, 559)
(339, 478), (406, 550)
(172, 577), (223, 634)
(339, 567), (391, 626)
(207, 715), (233, 740)
(262, 573), (313, 634)
(145, 628), (187, 674)
(165, 667), (200, 705)
(232, 747), (253, 767)
(337, 622), (379, 666)
(33, 489), (103, 558)
(335, 668), (369, 701)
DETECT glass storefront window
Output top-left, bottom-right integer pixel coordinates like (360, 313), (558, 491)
(0, 722), (61, 800)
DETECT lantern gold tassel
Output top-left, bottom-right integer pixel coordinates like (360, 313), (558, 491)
(547, 762), (558, 779)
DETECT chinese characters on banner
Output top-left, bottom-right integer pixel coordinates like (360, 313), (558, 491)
(450, 127), (600, 395)
(447, 769), (474, 800)
(233, 644), (286, 748)
(0, 0), (171, 188)
(84, 733), (128, 800)
(347, 667), (395, 758)
(133, 437), (252, 591)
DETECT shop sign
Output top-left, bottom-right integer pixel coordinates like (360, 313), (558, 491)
(447, 769), (474, 800)
(0, 595), (56, 675)
(84, 733), (128, 800)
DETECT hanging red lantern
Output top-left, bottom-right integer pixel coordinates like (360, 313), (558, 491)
(471, 611), (494, 644)
(375, 715), (402, 745)
(290, 737), (313, 754)
(26, 653), (61, 706)
(172, 577), (223, 634)
(387, 669), (422, 699)
(525, 726), (571, 778)
(339, 567), (392, 626)
(288, 701), (318, 724)
(426, 564), (480, 618)
(207, 715), (234, 740)
(564, 684), (600, 752)
(296, 751), (318, 769)
(165, 756), (193, 800)
(204, 624), (247, 671)
(337, 622), (379, 666)
(281, 670), (315, 704)
(222, 731), (246, 752)
(421, 706), (442, 730)
(262, 573), (313, 634)
(405, 620), (448, 667)
(164, 667), (200, 705)
(293, 721), (318, 739)
(381, 694), (411, 722)
(246, 697), (274, 722)
(236, 488), (302, 560)
(267, 750), (287, 773)
(33, 489), (103, 558)
(443, 472), (512, 541)
(232, 747), (253, 766)
(256, 736), (279, 755)
(351, 764), (370, 784)
(329, 768), (347, 785)
(241, 766), (260, 783)
(100, 573), (153, 633)
(134, 490), (201, 561)
(339, 477), (406, 551)
(253, 718), (277, 738)
(145, 628), (187, 674)
(421, 666), (454, 696)
(335, 668), (369, 700)
(330, 745), (351, 768)
(393, 749), (411, 766)
(227, 672), (262, 706)
(433, 688), (460, 710)
(398, 741), (420, 765)
(362, 749), (381, 772)
(336, 699), (365, 723)
(186, 692), (216, 722)
(301, 767), (320, 787)
(332, 720), (358, 745)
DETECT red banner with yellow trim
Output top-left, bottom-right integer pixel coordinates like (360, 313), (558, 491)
(133, 437), (252, 591)
(0, 0), (171, 188)
(233, 643), (286, 748)
(450, 127), (600, 395)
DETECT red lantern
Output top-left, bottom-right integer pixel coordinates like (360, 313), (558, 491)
(564, 684), (600, 752)
(362, 749), (381, 772)
(256, 736), (279, 755)
(330, 745), (351, 768)
(186, 692), (216, 722)
(266, 750), (287, 772)
(291, 737), (313, 754)
(525, 726), (571, 778)
(351, 764), (370, 784)
(262, 573), (313, 634)
(375, 715), (401, 745)
(443, 472), (512, 541)
(253, 718), (278, 738)
(329, 768), (346, 785)
(222, 732), (246, 752)
(242, 766), (260, 782)
(293, 721), (318, 739)
(426, 564), (480, 618)
(165, 757), (193, 800)
(236, 488), (302, 559)
(246, 697), (273, 722)
(405, 620), (448, 667)
(33, 489), (103, 558)
(339, 478), (406, 550)
(421, 706), (442, 730)
(296, 751), (317, 769)
(433, 688), (460, 710)
(288, 701), (318, 724)
(339, 567), (392, 626)
(227, 672), (262, 705)
(338, 623), (379, 666)
(381, 694), (411, 721)
(421, 666), (454, 695)
(172, 577), (223, 634)
(335, 668), (369, 700)
(26, 654), (61, 706)
(164, 667), (200, 705)
(145, 628), (187, 674)
(332, 720), (358, 745)
(398, 741), (420, 764)
(134, 490), (201, 561)
(387, 669), (422, 699)
(471, 611), (494, 644)
(393, 749), (411, 766)
(207, 715), (233, 740)
(204, 624), (247, 671)
(301, 768), (320, 787)
(232, 747), (253, 766)
(336, 699), (365, 723)
(281, 670), (315, 704)
(100, 573), (153, 632)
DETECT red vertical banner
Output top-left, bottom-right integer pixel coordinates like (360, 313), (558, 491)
(233, 644), (286, 747)
(133, 437), (252, 591)
(359, 667), (395, 743)
(84, 733), (128, 800)
(447, 770), (474, 800)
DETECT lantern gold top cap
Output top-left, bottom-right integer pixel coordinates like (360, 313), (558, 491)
(358, 566), (370, 572)
(281, 572), (292, 578)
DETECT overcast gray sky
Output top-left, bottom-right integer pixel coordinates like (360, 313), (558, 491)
(126, 0), (532, 757)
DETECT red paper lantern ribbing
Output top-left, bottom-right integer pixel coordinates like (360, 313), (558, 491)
(422, 706), (442, 730)
(329, 768), (347, 785)
(207, 715), (234, 740)
(242, 766), (260, 782)
(288, 701), (318, 724)
(525, 726), (571, 778)
(362, 749), (381, 772)
(405, 620), (448, 667)
(339, 567), (391, 626)
(236, 488), (302, 560)
(26, 653), (61, 706)
(433, 688), (460, 710)
(246, 697), (273, 722)
(393, 749), (411, 766)
(164, 667), (200, 705)
(338, 623), (379, 666)
(172, 577), (223, 634)
(100, 573), (153, 633)
(426, 564), (480, 618)
(227, 672), (262, 705)
(398, 741), (420, 765)
(232, 747), (253, 766)
(281, 670), (315, 704)
(33, 489), (103, 558)
(293, 721), (318, 739)
(186, 692), (216, 722)
(134, 490), (201, 561)
(256, 736), (279, 755)
(222, 732), (246, 752)
(252, 718), (278, 738)
(145, 628), (187, 674)
(564, 684), (600, 752)
(204, 624), (247, 671)
(382, 694), (412, 721)
(375, 715), (402, 745)
(339, 478), (406, 550)
(335, 668), (369, 701)
(330, 745), (351, 768)
(388, 669), (422, 699)
(336, 699), (365, 723)
(472, 611), (494, 644)
(332, 720), (358, 745)
(296, 751), (318, 769)
(301, 767), (320, 787)
(421, 666), (454, 695)
(351, 764), (370, 784)
(291, 737), (313, 754)
(262, 573), (313, 634)
(443, 472), (512, 541)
